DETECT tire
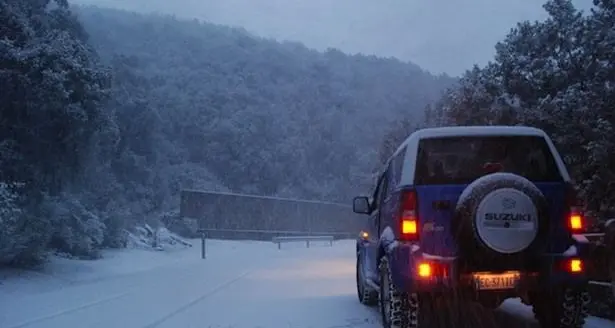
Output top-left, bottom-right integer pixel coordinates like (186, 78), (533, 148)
(453, 172), (549, 260)
(357, 253), (378, 306)
(379, 256), (419, 328)
(531, 286), (591, 328)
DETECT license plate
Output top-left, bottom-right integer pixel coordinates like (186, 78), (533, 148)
(473, 271), (520, 290)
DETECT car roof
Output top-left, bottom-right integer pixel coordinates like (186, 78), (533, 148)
(391, 125), (547, 158)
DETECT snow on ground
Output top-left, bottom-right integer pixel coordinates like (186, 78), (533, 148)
(0, 239), (613, 328)
(499, 298), (614, 328)
(0, 247), (188, 295)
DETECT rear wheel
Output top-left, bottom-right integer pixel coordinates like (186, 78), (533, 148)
(379, 256), (419, 328)
(356, 253), (377, 306)
(531, 286), (590, 328)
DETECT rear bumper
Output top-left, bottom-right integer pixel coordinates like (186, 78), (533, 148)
(389, 242), (590, 294)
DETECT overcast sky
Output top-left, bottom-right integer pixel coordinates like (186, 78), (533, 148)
(72, 0), (593, 76)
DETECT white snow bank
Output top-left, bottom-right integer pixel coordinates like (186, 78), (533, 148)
(126, 224), (193, 251)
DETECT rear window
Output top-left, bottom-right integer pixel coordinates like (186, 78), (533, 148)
(414, 135), (563, 185)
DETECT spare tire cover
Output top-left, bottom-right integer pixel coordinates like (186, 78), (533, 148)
(455, 172), (547, 255)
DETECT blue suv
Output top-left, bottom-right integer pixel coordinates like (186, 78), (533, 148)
(354, 126), (591, 328)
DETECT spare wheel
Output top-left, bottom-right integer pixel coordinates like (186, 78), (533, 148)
(455, 172), (548, 255)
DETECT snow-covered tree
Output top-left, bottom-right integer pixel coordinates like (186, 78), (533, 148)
(0, 3), (456, 265)
(0, 0), (111, 264)
(417, 0), (615, 223)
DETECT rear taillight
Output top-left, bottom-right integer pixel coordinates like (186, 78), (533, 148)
(568, 212), (583, 231)
(566, 183), (585, 233)
(399, 190), (419, 241)
(417, 262), (432, 278)
(557, 258), (584, 274)
(415, 261), (449, 279)
(568, 259), (583, 273)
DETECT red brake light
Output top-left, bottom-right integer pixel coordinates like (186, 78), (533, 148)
(402, 220), (417, 234)
(569, 259), (583, 273)
(566, 183), (585, 233)
(554, 258), (584, 274)
(569, 212), (583, 231)
(561, 258), (584, 273)
(399, 190), (419, 241)
(417, 262), (432, 278)
(415, 261), (449, 279)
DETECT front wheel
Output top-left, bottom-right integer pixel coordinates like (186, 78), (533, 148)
(531, 286), (590, 328)
(356, 253), (377, 306)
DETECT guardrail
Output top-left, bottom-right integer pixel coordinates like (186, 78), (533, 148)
(180, 189), (362, 239)
(194, 228), (355, 240)
(271, 235), (335, 249)
(589, 280), (611, 287)
(195, 228), (353, 258)
(580, 232), (605, 242)
(583, 233), (605, 238)
(582, 232), (610, 285)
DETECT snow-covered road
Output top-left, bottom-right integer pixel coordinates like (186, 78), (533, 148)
(1, 239), (613, 328)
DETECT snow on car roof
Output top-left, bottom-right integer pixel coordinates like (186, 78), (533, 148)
(393, 125), (546, 157)
(414, 125), (545, 138)
(386, 125), (571, 184)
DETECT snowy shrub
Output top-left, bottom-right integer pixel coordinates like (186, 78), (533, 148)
(43, 194), (106, 259)
(159, 209), (198, 238)
(0, 182), (25, 263)
(0, 182), (50, 266)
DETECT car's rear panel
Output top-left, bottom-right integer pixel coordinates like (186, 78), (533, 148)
(386, 133), (587, 293)
(410, 134), (571, 258)
(413, 184), (464, 257)
(414, 182), (570, 257)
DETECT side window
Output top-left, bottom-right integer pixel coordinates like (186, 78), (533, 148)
(393, 147), (406, 185)
(386, 147), (406, 197)
(372, 173), (388, 210)
(385, 163), (395, 199)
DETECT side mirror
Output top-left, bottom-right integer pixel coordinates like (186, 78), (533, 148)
(353, 196), (371, 214)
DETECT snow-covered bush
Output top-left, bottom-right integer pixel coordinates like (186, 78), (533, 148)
(0, 182), (25, 263)
(0, 182), (50, 266)
(43, 194), (106, 259)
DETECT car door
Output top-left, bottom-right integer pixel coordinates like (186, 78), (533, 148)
(366, 172), (388, 280)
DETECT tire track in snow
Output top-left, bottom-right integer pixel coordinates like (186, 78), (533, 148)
(2, 258), (231, 328)
(6, 291), (131, 328)
(142, 270), (254, 328)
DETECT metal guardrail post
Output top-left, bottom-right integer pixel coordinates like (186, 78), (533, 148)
(153, 227), (159, 249)
(200, 230), (207, 259)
